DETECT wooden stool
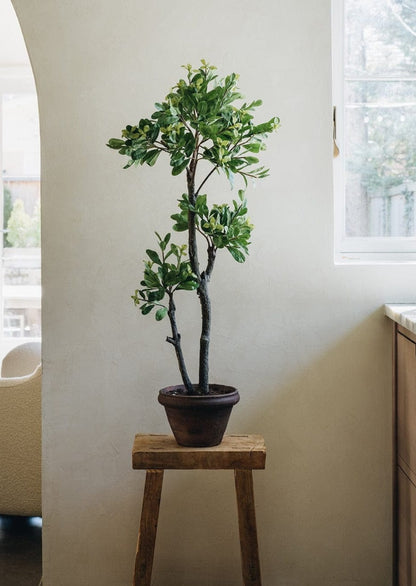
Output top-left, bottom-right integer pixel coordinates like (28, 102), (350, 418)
(132, 434), (266, 586)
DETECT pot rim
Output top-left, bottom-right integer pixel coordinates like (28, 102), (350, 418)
(160, 383), (237, 396)
(158, 384), (240, 408)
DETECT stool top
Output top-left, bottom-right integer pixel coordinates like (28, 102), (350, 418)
(132, 434), (266, 470)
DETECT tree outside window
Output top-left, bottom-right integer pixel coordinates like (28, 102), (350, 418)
(334, 0), (416, 259)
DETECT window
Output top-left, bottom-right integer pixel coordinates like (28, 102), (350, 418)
(333, 0), (416, 262)
(0, 68), (41, 356)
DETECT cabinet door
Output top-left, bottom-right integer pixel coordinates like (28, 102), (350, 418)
(398, 467), (416, 586)
(397, 333), (416, 475)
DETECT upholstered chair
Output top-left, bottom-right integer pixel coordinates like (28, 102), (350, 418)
(0, 342), (41, 516)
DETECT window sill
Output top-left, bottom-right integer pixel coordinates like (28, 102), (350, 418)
(336, 252), (416, 265)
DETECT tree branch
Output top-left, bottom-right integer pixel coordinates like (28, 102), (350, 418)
(187, 153), (201, 280)
(204, 244), (217, 280)
(195, 165), (219, 197)
(152, 141), (170, 152)
(197, 276), (211, 393)
(388, 0), (416, 37)
(166, 293), (193, 393)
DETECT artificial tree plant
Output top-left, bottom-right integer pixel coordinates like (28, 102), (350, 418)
(108, 60), (279, 396)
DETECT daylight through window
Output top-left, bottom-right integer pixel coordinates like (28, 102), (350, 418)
(0, 83), (41, 356)
(333, 0), (416, 261)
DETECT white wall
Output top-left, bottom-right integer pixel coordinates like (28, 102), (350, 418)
(12, 1), (416, 584)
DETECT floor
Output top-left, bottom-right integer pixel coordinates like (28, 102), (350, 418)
(0, 516), (42, 586)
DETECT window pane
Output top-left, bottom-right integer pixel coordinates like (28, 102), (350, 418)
(2, 94), (41, 342)
(345, 101), (416, 236)
(346, 80), (416, 104)
(343, 0), (416, 238)
(2, 94), (40, 176)
(345, 0), (416, 78)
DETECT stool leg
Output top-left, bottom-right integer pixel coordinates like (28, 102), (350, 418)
(133, 469), (164, 586)
(234, 469), (262, 586)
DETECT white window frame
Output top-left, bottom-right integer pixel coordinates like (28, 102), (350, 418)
(332, 0), (416, 264)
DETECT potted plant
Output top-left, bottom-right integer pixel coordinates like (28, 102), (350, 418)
(108, 60), (279, 446)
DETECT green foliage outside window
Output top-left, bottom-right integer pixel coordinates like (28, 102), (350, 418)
(6, 199), (40, 248)
(3, 187), (13, 248)
(344, 0), (416, 237)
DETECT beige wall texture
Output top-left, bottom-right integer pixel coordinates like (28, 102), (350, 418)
(11, 0), (416, 584)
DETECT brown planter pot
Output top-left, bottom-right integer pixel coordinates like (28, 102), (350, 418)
(158, 384), (240, 447)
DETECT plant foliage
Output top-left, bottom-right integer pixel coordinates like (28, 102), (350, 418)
(108, 61), (279, 394)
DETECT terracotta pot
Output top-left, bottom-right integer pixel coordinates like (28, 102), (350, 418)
(158, 384), (240, 447)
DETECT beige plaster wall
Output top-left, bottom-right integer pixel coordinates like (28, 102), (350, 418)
(12, 0), (416, 584)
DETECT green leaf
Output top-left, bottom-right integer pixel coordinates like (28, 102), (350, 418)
(131, 149), (143, 161)
(159, 232), (171, 251)
(141, 304), (154, 315)
(148, 289), (165, 302)
(143, 270), (161, 288)
(143, 149), (161, 166)
(168, 244), (179, 259)
(184, 133), (196, 156)
(171, 212), (188, 231)
(177, 279), (199, 291)
(246, 99), (263, 109)
(107, 138), (125, 149)
(244, 142), (262, 153)
(172, 223), (188, 232)
(243, 156), (259, 165)
(252, 117), (280, 135)
(165, 271), (180, 286)
(225, 167), (235, 189)
(155, 307), (168, 321)
(228, 247), (246, 263)
(171, 158), (190, 176)
(146, 249), (162, 265)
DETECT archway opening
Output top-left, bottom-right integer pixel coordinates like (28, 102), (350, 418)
(0, 1), (42, 585)
(0, 0), (41, 359)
